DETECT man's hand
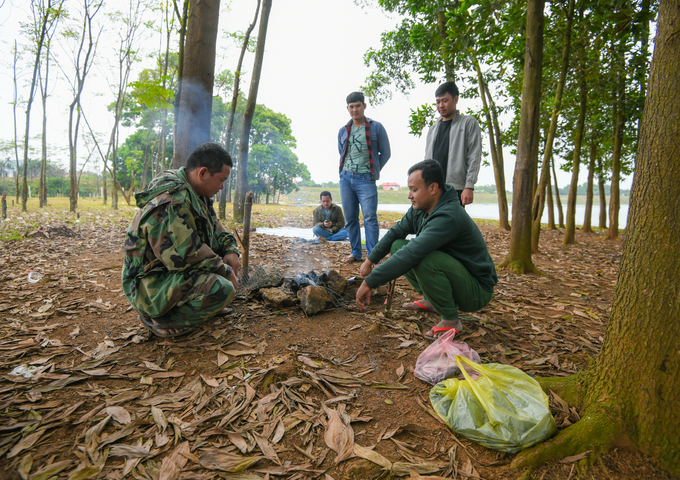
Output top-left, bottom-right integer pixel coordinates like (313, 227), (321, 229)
(356, 281), (372, 309)
(228, 269), (239, 292)
(223, 253), (241, 277)
(323, 220), (332, 228)
(461, 188), (474, 206)
(359, 259), (374, 278)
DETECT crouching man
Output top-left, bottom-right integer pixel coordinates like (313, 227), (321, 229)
(122, 142), (241, 338)
(312, 191), (348, 243)
(355, 160), (497, 340)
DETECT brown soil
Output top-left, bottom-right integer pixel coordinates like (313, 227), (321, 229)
(0, 208), (675, 480)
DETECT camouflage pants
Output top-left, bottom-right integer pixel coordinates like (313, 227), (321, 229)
(130, 270), (235, 328)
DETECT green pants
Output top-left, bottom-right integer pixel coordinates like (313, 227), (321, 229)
(391, 239), (493, 320)
(132, 271), (235, 328)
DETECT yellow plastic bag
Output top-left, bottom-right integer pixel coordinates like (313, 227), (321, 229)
(430, 356), (556, 453)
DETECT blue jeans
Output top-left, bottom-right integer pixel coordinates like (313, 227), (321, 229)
(312, 226), (348, 241)
(339, 170), (379, 260)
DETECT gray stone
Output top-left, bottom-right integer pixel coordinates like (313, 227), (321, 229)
(261, 288), (297, 308)
(325, 269), (348, 294)
(297, 285), (333, 316)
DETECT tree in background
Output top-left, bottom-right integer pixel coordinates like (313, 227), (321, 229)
(172, 0), (220, 167)
(234, 0), (272, 222)
(63, 0), (103, 213)
(514, 0), (679, 471)
(498, 0), (544, 273)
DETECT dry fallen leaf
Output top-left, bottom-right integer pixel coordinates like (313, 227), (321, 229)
(105, 406), (131, 424)
(324, 407), (355, 464)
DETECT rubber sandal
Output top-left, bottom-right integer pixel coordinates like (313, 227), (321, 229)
(402, 300), (436, 312)
(424, 326), (461, 342)
(343, 255), (359, 263)
(139, 315), (193, 338)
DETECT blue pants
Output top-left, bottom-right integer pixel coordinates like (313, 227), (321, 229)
(339, 170), (379, 260)
(312, 225), (348, 241)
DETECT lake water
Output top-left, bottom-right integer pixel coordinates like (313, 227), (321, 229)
(255, 202), (628, 241)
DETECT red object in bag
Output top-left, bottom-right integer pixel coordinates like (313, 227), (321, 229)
(414, 329), (481, 385)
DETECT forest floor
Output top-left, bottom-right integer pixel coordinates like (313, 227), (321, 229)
(0, 199), (674, 480)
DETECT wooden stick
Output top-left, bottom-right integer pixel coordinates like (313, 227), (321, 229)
(385, 279), (397, 315)
(242, 191), (254, 270)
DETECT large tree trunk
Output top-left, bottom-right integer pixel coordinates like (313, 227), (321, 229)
(234, 0), (272, 222)
(473, 54), (510, 231)
(172, 0), (220, 168)
(563, 55), (587, 245)
(531, 0), (574, 252)
(220, 0), (261, 220)
(499, 0), (544, 273)
(514, 2), (680, 471)
(607, 47), (625, 240)
(582, 130), (597, 233)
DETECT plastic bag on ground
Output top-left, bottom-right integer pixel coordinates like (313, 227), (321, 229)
(414, 329), (481, 385)
(430, 355), (556, 453)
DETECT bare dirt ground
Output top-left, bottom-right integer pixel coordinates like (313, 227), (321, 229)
(0, 204), (675, 480)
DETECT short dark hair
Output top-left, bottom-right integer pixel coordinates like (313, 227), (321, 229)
(435, 81), (459, 98)
(346, 91), (365, 104)
(408, 160), (445, 190)
(320, 191), (332, 200)
(186, 142), (233, 174)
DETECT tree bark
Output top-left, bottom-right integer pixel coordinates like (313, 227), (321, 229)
(563, 54), (587, 245)
(582, 130), (597, 233)
(234, 0), (272, 222)
(172, 0), (220, 168)
(171, 0), (189, 162)
(499, 0), (544, 274)
(530, 0), (574, 252)
(546, 167), (556, 229)
(12, 41), (20, 204)
(551, 157), (565, 228)
(485, 83), (510, 230)
(514, 2), (680, 471)
(220, 0), (261, 220)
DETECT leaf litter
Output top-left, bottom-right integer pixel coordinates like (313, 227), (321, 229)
(0, 206), (672, 479)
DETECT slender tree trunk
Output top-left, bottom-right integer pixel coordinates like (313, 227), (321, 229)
(13, 41), (20, 204)
(39, 45), (50, 208)
(597, 157), (607, 228)
(102, 160), (107, 204)
(499, 0), (544, 273)
(220, 0), (261, 220)
(234, 0), (273, 222)
(22, 0), (51, 212)
(515, 3), (680, 470)
(172, 0), (189, 161)
(582, 130), (597, 233)
(551, 157), (565, 228)
(546, 168), (556, 229)
(437, 11), (455, 82)
(484, 83), (510, 230)
(607, 48), (625, 240)
(563, 56), (587, 245)
(531, 0), (575, 252)
(473, 54), (510, 231)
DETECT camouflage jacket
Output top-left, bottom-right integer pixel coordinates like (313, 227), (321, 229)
(122, 168), (239, 303)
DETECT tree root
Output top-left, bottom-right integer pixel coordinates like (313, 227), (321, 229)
(535, 373), (585, 407)
(512, 405), (623, 470)
(496, 258), (542, 275)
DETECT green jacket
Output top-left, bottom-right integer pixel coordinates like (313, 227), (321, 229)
(365, 184), (497, 292)
(312, 203), (345, 233)
(122, 168), (239, 314)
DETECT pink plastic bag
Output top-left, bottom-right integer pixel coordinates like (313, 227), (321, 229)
(414, 329), (481, 385)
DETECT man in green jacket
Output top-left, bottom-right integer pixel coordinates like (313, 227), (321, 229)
(356, 160), (497, 340)
(122, 143), (240, 338)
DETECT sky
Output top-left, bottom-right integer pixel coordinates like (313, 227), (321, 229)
(0, 0), (633, 193)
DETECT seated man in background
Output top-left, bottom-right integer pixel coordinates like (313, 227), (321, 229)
(122, 142), (240, 338)
(312, 191), (348, 243)
(355, 160), (497, 340)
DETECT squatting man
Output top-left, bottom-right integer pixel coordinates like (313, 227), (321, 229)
(355, 160), (497, 340)
(122, 142), (240, 338)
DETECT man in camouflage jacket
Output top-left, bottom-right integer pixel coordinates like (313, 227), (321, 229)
(122, 143), (240, 336)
